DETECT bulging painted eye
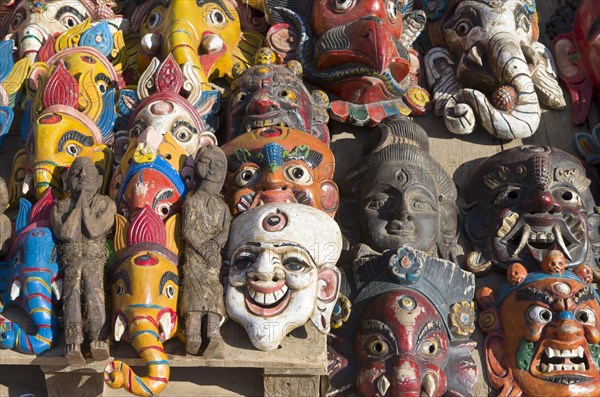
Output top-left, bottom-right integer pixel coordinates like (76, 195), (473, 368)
(208, 8), (227, 27)
(456, 20), (473, 37)
(234, 254), (255, 271)
(147, 11), (163, 28)
(165, 285), (176, 299)
(155, 202), (172, 218)
(528, 305), (553, 323)
(367, 339), (389, 357)
(284, 164), (312, 184)
(418, 336), (442, 358)
(575, 307), (596, 326)
(65, 144), (80, 157)
(115, 283), (125, 296)
(283, 258), (309, 272)
(334, 0), (354, 11)
(235, 166), (260, 187)
(387, 0), (398, 21)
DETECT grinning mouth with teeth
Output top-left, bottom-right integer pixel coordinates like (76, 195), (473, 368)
(494, 211), (586, 263)
(235, 192), (307, 214)
(535, 345), (592, 383)
(243, 115), (290, 133)
(244, 281), (291, 317)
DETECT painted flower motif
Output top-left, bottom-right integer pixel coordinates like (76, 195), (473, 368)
(387, 247), (423, 284)
(28, 0), (48, 13)
(421, 0), (447, 20)
(450, 301), (476, 337)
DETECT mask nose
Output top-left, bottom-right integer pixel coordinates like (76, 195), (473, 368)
(524, 189), (561, 214)
(247, 92), (280, 114)
(247, 251), (285, 282)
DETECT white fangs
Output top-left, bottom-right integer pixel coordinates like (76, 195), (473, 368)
(377, 375), (390, 396)
(539, 346), (587, 373)
(422, 373), (437, 397)
(248, 285), (289, 306)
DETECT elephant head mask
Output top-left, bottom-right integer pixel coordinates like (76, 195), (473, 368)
(419, 0), (566, 139)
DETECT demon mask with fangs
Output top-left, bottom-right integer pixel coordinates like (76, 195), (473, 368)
(463, 145), (600, 279)
(478, 250), (600, 397)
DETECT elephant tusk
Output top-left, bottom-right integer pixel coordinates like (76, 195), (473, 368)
(422, 372), (438, 397)
(10, 280), (22, 301)
(467, 45), (484, 67)
(141, 33), (161, 55)
(51, 279), (62, 301)
(114, 314), (127, 342)
(158, 312), (173, 340)
(201, 34), (224, 54)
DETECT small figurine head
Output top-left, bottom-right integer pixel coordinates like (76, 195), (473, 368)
(65, 156), (103, 197)
(222, 126), (338, 217)
(225, 203), (342, 351)
(478, 251), (600, 397)
(195, 145), (227, 194)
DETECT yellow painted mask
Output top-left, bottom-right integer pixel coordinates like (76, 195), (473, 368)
(105, 209), (181, 397)
(134, 0), (248, 82)
(30, 107), (111, 198)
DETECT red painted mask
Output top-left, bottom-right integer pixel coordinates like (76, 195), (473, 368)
(355, 289), (468, 397)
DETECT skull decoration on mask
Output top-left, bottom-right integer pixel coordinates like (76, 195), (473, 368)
(221, 126), (338, 217)
(1, 0), (125, 61)
(225, 202), (342, 351)
(478, 250), (600, 397)
(418, 0), (566, 139)
(463, 145), (600, 279)
(342, 118), (459, 261)
(110, 55), (218, 220)
(130, 0), (259, 85)
(334, 246), (477, 397)
(240, 0), (430, 127)
(226, 56), (330, 144)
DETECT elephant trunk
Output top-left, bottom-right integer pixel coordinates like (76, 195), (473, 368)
(104, 321), (169, 396)
(444, 32), (541, 140)
(1, 278), (59, 354)
(164, 22), (208, 84)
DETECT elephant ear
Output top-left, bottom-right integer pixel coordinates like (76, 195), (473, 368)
(164, 213), (181, 256)
(423, 47), (461, 117)
(113, 213), (130, 256)
(552, 33), (593, 124)
(310, 265), (340, 333)
(484, 332), (523, 397)
(15, 198), (33, 235)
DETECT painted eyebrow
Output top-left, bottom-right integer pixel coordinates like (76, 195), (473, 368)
(158, 271), (180, 294)
(55, 6), (87, 21)
(416, 320), (443, 345)
(170, 120), (197, 135)
(95, 73), (112, 85)
(152, 189), (174, 209)
(111, 270), (131, 294)
(516, 287), (555, 305)
(361, 319), (398, 353)
(575, 287), (596, 304)
(57, 131), (94, 152)
(196, 0), (234, 20)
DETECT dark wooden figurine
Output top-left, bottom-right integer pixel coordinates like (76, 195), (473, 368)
(181, 145), (231, 355)
(50, 156), (116, 366)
